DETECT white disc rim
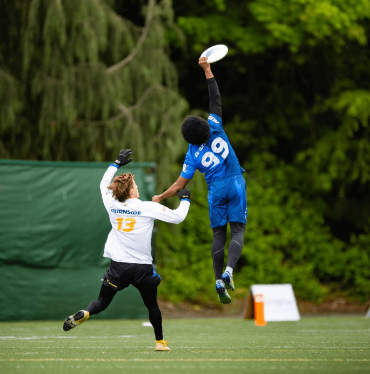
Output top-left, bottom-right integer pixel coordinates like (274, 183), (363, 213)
(200, 44), (228, 63)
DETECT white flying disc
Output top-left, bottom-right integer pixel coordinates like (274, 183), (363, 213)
(200, 44), (228, 63)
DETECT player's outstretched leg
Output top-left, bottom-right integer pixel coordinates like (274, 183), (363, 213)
(63, 310), (89, 331)
(212, 225), (227, 280)
(215, 279), (231, 304)
(138, 286), (170, 351)
(222, 222), (246, 292)
(212, 225), (231, 304)
(63, 284), (117, 331)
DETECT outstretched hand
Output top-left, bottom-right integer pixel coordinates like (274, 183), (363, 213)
(199, 57), (214, 79)
(199, 57), (211, 72)
(114, 149), (132, 168)
(177, 188), (191, 201)
(152, 195), (162, 203)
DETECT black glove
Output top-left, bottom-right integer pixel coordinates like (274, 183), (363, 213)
(177, 188), (191, 201)
(114, 149), (132, 167)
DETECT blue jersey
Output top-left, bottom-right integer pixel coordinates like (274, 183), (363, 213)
(180, 113), (244, 184)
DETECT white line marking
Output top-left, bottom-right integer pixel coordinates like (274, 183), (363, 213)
(0, 358), (369, 362)
(0, 336), (77, 340)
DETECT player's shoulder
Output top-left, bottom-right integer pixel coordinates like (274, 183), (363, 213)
(207, 113), (222, 125)
(185, 144), (197, 159)
(207, 113), (223, 133)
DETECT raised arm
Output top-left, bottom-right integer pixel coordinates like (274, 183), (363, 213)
(100, 149), (133, 210)
(152, 176), (190, 203)
(199, 57), (222, 118)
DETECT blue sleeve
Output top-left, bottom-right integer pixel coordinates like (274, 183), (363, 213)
(208, 113), (223, 133)
(180, 149), (196, 180)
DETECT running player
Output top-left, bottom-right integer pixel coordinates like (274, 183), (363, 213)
(152, 57), (247, 305)
(63, 149), (191, 351)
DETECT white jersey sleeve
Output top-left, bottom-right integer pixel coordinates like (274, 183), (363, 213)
(141, 200), (190, 224)
(100, 164), (119, 211)
(99, 165), (191, 264)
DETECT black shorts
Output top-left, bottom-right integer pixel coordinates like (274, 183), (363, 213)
(101, 260), (161, 292)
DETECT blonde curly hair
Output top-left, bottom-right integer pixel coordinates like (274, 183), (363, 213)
(108, 173), (135, 202)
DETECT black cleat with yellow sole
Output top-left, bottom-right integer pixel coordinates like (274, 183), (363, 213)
(63, 310), (90, 331)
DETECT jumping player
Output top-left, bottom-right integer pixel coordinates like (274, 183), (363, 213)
(152, 57), (247, 304)
(63, 149), (191, 351)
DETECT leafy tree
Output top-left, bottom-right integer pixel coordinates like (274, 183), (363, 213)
(0, 0), (188, 189)
(171, 0), (370, 236)
(155, 0), (370, 303)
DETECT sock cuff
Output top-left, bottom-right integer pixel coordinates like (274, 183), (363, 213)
(225, 266), (233, 275)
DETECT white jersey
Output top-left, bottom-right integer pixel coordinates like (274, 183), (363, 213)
(100, 165), (190, 264)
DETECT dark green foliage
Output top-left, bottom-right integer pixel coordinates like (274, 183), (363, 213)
(1, 1), (369, 304)
(0, 0), (188, 189)
(156, 173), (216, 304)
(156, 0), (370, 304)
(158, 155), (370, 304)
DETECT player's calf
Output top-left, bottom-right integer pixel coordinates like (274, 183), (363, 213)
(63, 310), (89, 331)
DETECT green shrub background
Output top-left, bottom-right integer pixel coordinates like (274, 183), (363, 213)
(1, 0), (369, 306)
(157, 156), (370, 304)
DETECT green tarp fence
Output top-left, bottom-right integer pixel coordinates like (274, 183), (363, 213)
(0, 160), (155, 321)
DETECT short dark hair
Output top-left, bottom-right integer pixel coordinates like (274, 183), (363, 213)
(181, 115), (210, 145)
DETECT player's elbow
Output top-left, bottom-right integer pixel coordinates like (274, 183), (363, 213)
(100, 183), (108, 195)
(173, 215), (186, 224)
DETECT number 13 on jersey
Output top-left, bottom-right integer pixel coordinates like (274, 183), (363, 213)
(116, 218), (136, 232)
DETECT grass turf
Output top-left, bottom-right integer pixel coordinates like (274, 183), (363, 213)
(0, 317), (369, 374)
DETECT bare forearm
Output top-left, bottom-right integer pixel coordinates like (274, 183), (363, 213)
(204, 69), (214, 79)
(159, 184), (180, 200)
(153, 176), (190, 203)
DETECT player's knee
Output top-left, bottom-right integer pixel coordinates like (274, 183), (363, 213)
(213, 225), (227, 237)
(230, 222), (245, 245)
(230, 222), (245, 235)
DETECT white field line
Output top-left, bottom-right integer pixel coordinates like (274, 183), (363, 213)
(0, 336), (77, 340)
(293, 329), (370, 332)
(3, 345), (370, 349)
(5, 346), (370, 349)
(0, 358), (369, 362)
(0, 335), (135, 340)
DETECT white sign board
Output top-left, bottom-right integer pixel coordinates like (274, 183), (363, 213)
(250, 284), (300, 321)
(366, 307), (370, 318)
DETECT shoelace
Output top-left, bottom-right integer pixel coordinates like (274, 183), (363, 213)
(157, 340), (168, 347)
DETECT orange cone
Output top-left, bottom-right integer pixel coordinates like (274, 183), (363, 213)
(254, 294), (267, 326)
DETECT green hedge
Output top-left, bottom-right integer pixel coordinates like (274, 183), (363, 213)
(156, 158), (370, 305)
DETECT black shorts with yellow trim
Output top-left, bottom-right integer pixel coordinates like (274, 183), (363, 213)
(101, 260), (161, 292)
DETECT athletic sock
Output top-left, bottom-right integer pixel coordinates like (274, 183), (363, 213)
(225, 266), (233, 276)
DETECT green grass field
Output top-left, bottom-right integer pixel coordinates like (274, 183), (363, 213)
(0, 317), (369, 374)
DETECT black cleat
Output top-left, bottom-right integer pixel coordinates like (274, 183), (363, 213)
(63, 310), (89, 331)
